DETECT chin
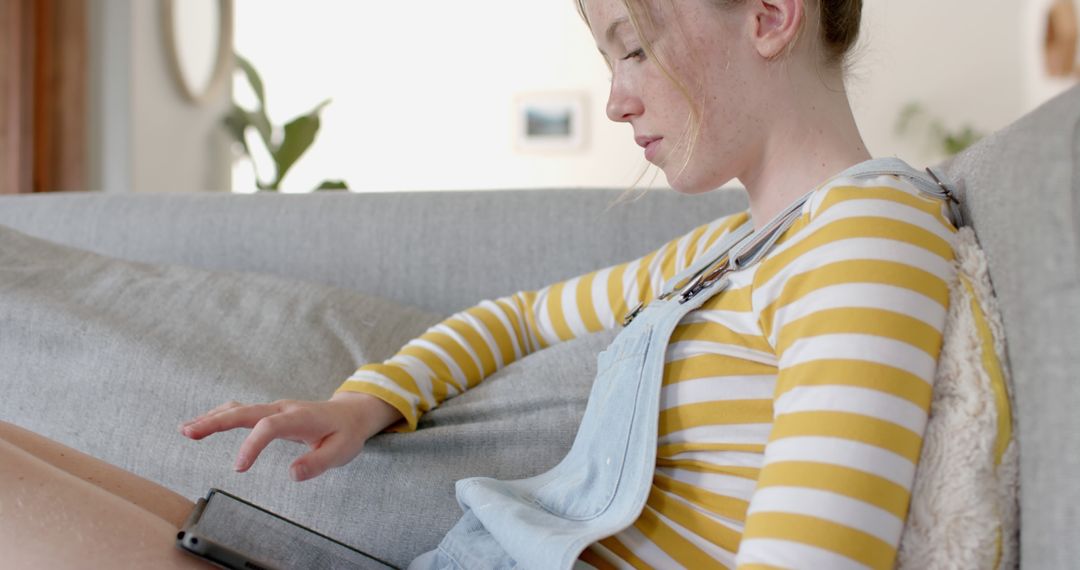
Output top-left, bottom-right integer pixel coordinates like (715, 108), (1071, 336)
(664, 169), (727, 195)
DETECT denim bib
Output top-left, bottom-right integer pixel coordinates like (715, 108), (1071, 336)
(410, 158), (960, 570)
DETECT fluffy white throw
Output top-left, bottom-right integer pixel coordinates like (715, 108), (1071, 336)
(896, 227), (1020, 570)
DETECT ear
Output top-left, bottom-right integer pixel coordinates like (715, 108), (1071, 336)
(749, 0), (806, 60)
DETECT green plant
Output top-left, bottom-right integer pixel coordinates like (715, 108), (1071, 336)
(224, 54), (347, 192)
(895, 102), (985, 157)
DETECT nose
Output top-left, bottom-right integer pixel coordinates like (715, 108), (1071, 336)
(606, 75), (643, 123)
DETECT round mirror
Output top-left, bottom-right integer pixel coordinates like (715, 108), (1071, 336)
(163, 0), (233, 104)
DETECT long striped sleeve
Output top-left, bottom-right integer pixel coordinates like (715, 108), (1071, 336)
(336, 211), (750, 431)
(735, 179), (957, 569)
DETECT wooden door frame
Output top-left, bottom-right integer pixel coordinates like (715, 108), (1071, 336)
(0, 0), (86, 195)
(0, 0), (34, 194)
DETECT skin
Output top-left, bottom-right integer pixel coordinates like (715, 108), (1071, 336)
(179, 392), (403, 482)
(0, 420), (210, 568)
(0, 1), (871, 566)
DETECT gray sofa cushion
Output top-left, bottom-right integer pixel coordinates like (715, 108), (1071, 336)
(0, 223), (617, 566)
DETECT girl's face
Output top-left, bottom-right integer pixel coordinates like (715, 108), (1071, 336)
(586, 0), (757, 194)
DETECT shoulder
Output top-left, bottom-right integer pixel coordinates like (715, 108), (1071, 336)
(751, 174), (962, 342)
(755, 174), (959, 291)
(803, 173), (958, 235)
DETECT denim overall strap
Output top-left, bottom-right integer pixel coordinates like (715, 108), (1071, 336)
(661, 219), (753, 301)
(438, 275), (738, 570)
(659, 158), (961, 308)
(663, 157), (960, 301)
(822, 157), (964, 226)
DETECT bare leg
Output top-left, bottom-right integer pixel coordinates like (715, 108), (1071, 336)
(0, 420), (192, 526)
(0, 423), (210, 568)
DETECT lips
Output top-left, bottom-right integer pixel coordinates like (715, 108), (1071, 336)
(635, 135), (663, 161)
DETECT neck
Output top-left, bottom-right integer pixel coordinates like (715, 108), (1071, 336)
(737, 78), (871, 230)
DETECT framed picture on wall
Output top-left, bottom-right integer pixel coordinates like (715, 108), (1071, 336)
(514, 92), (587, 153)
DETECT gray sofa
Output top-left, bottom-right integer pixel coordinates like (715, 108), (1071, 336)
(1, 85), (1077, 568)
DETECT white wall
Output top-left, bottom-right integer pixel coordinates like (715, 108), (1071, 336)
(88, 0), (231, 193)
(234, 0), (1060, 194)
(852, 0), (1027, 169)
(232, 0), (646, 193)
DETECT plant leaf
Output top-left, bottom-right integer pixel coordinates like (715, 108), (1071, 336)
(235, 53), (267, 109)
(895, 102), (923, 135)
(315, 179), (348, 191)
(223, 104), (275, 157)
(223, 105), (251, 153)
(273, 116), (319, 188)
(248, 109), (274, 153)
(271, 99), (332, 188)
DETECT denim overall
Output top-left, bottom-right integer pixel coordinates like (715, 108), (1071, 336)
(409, 159), (961, 570)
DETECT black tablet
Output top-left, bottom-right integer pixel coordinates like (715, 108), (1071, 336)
(176, 488), (397, 570)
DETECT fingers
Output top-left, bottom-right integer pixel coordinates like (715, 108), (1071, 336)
(233, 411), (318, 473)
(179, 401), (284, 440)
(197, 400), (245, 420)
(290, 432), (363, 482)
(179, 398), (373, 483)
(179, 400), (243, 433)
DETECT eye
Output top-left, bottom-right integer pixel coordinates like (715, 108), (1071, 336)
(621, 48), (645, 61)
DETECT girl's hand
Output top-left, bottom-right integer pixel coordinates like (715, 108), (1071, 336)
(179, 392), (403, 482)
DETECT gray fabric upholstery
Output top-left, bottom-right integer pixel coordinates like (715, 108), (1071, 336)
(0, 223), (618, 566)
(941, 86), (1080, 569)
(0, 188), (748, 315)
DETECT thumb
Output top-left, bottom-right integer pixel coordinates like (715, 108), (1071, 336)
(290, 432), (362, 482)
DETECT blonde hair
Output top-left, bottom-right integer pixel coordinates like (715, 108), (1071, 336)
(578, 0), (863, 204)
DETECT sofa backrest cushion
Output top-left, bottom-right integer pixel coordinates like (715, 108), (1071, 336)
(0, 188), (748, 316)
(940, 85), (1080, 569)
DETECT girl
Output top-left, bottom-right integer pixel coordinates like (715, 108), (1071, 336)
(1, 0), (960, 567)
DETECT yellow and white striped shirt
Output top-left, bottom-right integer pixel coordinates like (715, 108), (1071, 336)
(338, 175), (957, 569)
